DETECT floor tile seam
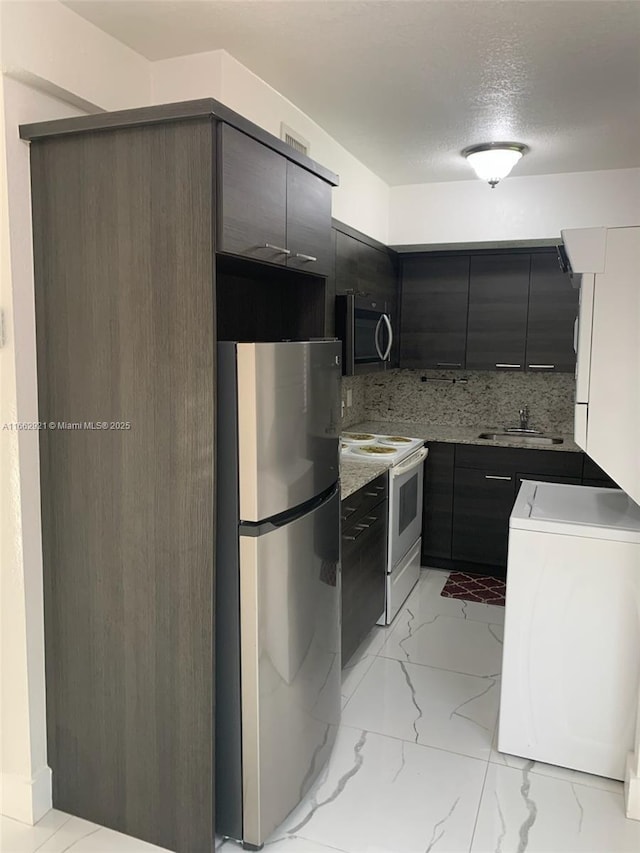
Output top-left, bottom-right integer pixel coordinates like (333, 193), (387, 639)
(340, 656), (376, 712)
(373, 650), (503, 680)
(31, 815), (74, 853)
(382, 613), (506, 638)
(392, 608), (506, 624)
(278, 830), (356, 853)
(486, 755), (625, 794)
(337, 721), (489, 766)
(467, 756), (492, 852)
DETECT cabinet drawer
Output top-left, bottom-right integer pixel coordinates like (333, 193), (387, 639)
(341, 475), (388, 527)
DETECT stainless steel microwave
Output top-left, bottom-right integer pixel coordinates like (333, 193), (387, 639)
(335, 294), (393, 375)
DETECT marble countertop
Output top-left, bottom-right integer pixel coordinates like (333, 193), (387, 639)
(340, 459), (388, 500)
(345, 420), (581, 453)
(340, 420), (580, 500)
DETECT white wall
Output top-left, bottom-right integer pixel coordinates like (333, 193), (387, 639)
(389, 168), (640, 246)
(150, 50), (391, 243)
(150, 49), (224, 104)
(1, 0), (150, 111)
(0, 0), (150, 825)
(0, 74), (88, 825)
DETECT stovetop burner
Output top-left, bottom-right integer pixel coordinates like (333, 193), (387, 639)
(340, 432), (424, 466)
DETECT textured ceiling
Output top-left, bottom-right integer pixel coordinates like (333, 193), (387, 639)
(62, 0), (640, 185)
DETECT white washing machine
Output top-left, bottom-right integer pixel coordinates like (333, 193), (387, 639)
(499, 480), (640, 780)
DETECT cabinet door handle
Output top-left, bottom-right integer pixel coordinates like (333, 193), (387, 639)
(528, 364), (556, 370)
(364, 490), (380, 497)
(436, 362), (462, 368)
(356, 515), (382, 529)
(343, 526), (366, 541)
(263, 243), (291, 255)
(293, 252), (317, 262)
(495, 363), (521, 369)
(485, 474), (512, 481)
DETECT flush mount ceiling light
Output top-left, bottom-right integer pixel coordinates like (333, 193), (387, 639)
(462, 142), (529, 188)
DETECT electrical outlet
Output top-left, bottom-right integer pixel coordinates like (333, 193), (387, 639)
(346, 389), (352, 407)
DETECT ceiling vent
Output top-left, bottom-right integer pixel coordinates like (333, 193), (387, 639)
(280, 122), (310, 157)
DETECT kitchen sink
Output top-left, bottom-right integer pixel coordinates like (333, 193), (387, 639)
(478, 432), (564, 445)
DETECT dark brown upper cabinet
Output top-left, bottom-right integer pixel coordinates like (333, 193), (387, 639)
(466, 254), (531, 371)
(525, 252), (578, 373)
(400, 255), (470, 368)
(334, 225), (399, 366)
(335, 229), (395, 301)
(218, 124), (332, 276)
(286, 161), (332, 275)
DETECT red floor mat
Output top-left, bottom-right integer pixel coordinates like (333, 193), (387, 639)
(440, 572), (506, 606)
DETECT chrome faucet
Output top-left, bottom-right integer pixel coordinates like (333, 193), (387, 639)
(519, 406), (529, 431)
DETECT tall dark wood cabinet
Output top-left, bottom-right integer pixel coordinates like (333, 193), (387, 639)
(29, 117), (216, 853)
(21, 99), (338, 853)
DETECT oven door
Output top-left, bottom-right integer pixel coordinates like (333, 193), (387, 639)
(388, 447), (427, 569)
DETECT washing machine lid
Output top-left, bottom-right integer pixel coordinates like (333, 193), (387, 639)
(510, 480), (640, 543)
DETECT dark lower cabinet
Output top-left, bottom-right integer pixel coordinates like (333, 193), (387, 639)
(341, 476), (387, 666)
(451, 467), (515, 576)
(421, 442), (590, 577)
(421, 442), (455, 563)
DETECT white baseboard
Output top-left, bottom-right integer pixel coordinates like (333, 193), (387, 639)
(0, 765), (52, 824)
(625, 753), (640, 821)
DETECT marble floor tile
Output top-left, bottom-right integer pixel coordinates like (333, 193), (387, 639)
(271, 725), (487, 853)
(36, 816), (171, 852)
(398, 569), (506, 626)
(470, 762), (640, 853)
(490, 727), (624, 794)
(0, 810), (70, 853)
(380, 611), (504, 677)
(341, 656), (499, 760)
(341, 653), (375, 710)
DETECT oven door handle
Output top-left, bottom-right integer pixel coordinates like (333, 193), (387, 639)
(374, 315), (385, 360)
(390, 446), (428, 477)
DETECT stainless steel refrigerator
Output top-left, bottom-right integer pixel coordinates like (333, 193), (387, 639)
(215, 341), (342, 850)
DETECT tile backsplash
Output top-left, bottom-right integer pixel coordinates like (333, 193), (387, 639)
(342, 368), (575, 434)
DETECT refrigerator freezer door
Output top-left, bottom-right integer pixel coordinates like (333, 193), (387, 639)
(237, 341), (341, 522)
(238, 486), (340, 848)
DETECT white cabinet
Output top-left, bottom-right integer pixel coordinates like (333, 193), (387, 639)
(562, 225), (640, 505)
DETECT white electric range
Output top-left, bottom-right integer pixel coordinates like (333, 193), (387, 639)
(341, 432), (428, 624)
